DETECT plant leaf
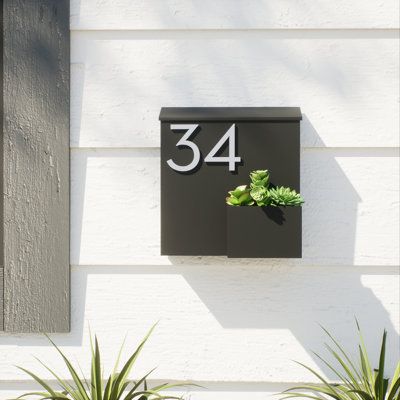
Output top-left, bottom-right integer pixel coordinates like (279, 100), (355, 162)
(90, 336), (103, 400)
(292, 361), (343, 400)
(347, 390), (374, 400)
(388, 363), (400, 400)
(374, 330), (387, 400)
(111, 324), (157, 398)
(16, 367), (58, 397)
(44, 334), (90, 400)
(34, 357), (76, 396)
(355, 320), (374, 389)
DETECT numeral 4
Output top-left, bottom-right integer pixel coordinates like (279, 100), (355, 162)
(204, 124), (241, 171)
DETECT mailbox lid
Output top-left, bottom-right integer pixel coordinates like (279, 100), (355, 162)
(159, 107), (302, 122)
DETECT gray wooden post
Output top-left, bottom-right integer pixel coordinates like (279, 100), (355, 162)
(1, 0), (70, 332)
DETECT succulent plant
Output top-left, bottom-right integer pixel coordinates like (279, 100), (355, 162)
(226, 169), (304, 207)
(226, 185), (254, 206)
(250, 169), (270, 188)
(268, 186), (304, 206)
(248, 169), (272, 205)
(249, 185), (271, 206)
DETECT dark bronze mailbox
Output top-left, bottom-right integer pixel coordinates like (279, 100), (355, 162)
(160, 107), (302, 258)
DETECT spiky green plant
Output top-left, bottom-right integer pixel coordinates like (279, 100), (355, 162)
(282, 322), (400, 400)
(14, 325), (191, 400)
(268, 186), (304, 206)
(226, 185), (254, 206)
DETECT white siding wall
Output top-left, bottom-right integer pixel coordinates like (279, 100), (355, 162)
(1, 1), (399, 397)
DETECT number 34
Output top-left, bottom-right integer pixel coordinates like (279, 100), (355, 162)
(166, 124), (241, 172)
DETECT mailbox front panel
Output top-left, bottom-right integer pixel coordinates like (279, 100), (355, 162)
(161, 116), (300, 256)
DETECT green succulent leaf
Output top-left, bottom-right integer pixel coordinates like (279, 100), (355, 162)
(250, 186), (267, 202)
(226, 185), (254, 206)
(268, 186), (304, 207)
(226, 197), (240, 206)
(249, 169), (270, 188)
(249, 185), (272, 206)
(230, 185), (248, 198)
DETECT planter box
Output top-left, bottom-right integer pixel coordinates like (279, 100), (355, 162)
(226, 206), (302, 258)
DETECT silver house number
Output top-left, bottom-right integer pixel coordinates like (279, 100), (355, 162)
(167, 123), (241, 172)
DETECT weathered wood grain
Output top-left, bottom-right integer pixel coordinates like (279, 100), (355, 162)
(0, 0), (4, 331)
(2, 0), (70, 332)
(0, 269), (3, 331)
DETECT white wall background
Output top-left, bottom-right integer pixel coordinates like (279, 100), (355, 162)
(1, 1), (399, 398)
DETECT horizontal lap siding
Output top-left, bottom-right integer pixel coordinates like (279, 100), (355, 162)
(0, 265), (398, 382)
(70, 0), (399, 29)
(0, 383), (291, 399)
(71, 31), (399, 148)
(70, 149), (399, 266)
(0, 0), (399, 397)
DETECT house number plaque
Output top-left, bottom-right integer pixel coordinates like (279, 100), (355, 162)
(160, 107), (302, 256)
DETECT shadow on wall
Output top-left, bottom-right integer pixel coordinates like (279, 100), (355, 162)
(162, 116), (398, 377)
(160, 115), (363, 265)
(1, 11), (398, 385)
(1, 264), (397, 384)
(162, 264), (399, 381)
(7, 114), (391, 384)
(3, 113), (397, 382)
